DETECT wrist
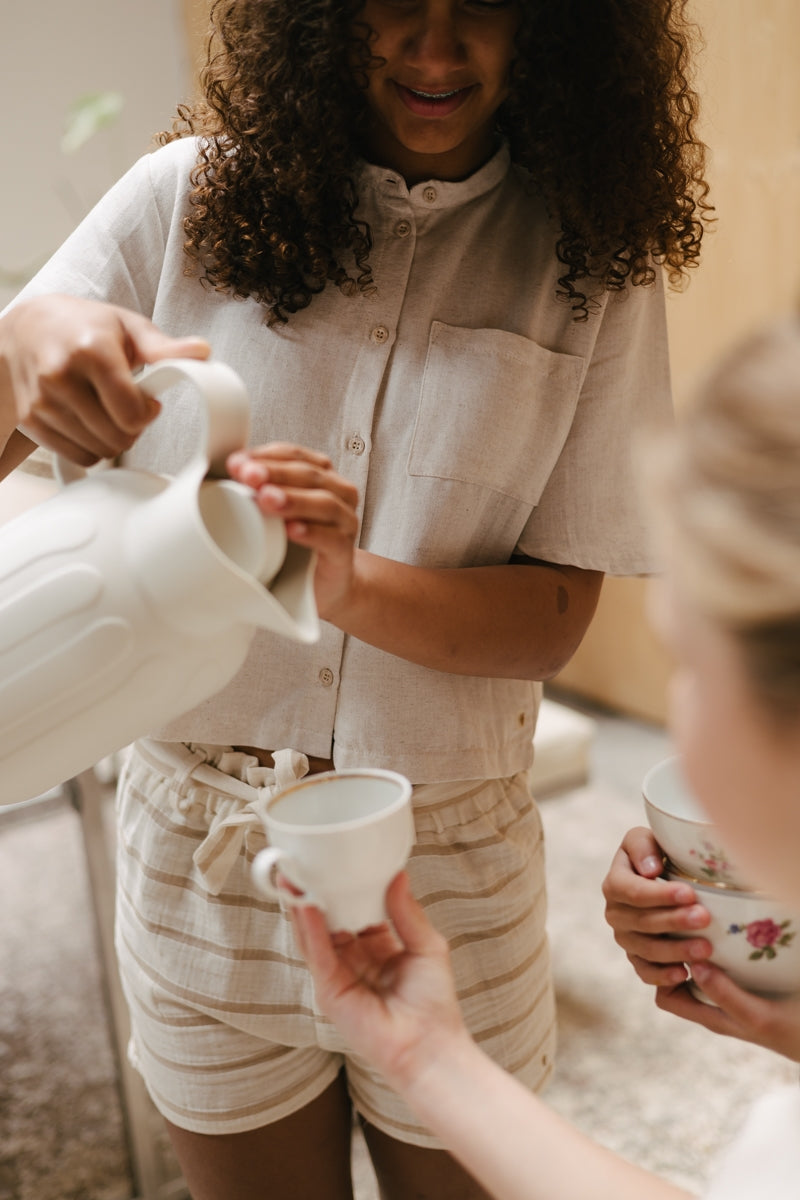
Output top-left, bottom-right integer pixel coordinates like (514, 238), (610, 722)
(317, 546), (369, 628)
(391, 1023), (482, 1118)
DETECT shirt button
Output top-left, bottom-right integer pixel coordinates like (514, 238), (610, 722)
(422, 186), (437, 203)
(318, 667), (335, 687)
(348, 434), (366, 456)
(371, 324), (390, 345)
(394, 219), (412, 238)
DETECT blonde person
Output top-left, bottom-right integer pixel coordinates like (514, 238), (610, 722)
(293, 317), (800, 1199)
(602, 318), (800, 1065)
(0, 2), (710, 1197)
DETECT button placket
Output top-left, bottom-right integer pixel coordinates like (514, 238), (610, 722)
(333, 188), (413, 544)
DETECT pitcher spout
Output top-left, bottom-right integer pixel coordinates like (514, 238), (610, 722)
(247, 541), (319, 643)
(126, 470), (319, 642)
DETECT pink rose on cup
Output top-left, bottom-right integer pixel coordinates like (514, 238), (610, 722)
(745, 919), (782, 949)
(728, 917), (795, 961)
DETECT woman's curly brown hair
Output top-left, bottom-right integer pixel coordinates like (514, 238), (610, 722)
(161, 0), (712, 323)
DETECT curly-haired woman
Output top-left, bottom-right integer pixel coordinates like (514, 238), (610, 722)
(0, 2), (711, 1197)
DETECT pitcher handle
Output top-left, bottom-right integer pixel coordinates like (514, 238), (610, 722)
(55, 358), (251, 485)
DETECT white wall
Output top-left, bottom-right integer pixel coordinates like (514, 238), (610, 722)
(1, 0), (190, 308)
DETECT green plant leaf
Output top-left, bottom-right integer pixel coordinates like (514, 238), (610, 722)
(60, 91), (124, 154)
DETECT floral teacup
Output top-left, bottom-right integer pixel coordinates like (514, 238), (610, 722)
(665, 866), (800, 998)
(643, 756), (755, 889)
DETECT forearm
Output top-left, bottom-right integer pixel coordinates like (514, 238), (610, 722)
(0, 342), (29, 479)
(400, 1032), (695, 1200)
(0, 429), (37, 482)
(327, 550), (602, 679)
(0, 304), (35, 478)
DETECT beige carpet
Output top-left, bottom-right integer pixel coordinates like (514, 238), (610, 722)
(0, 704), (795, 1199)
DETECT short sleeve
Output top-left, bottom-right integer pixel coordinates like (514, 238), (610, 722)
(3, 139), (197, 319)
(515, 268), (672, 576)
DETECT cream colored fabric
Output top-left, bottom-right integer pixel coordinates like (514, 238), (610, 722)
(703, 1086), (800, 1199)
(140, 740), (311, 895)
(9, 137), (672, 782)
(115, 741), (555, 1145)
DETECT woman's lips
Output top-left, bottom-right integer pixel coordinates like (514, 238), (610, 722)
(394, 82), (474, 117)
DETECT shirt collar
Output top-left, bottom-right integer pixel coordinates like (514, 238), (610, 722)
(357, 141), (511, 211)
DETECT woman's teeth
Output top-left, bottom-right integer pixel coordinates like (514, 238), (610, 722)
(409, 87), (461, 100)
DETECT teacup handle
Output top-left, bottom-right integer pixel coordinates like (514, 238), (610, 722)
(252, 847), (321, 911)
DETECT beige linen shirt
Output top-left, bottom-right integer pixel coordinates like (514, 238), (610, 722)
(12, 138), (671, 782)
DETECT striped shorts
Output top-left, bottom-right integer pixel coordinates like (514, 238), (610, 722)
(114, 739), (556, 1148)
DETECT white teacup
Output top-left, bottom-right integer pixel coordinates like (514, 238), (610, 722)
(665, 866), (800, 999)
(643, 756), (754, 889)
(251, 768), (414, 932)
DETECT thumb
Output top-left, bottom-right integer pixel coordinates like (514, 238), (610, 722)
(621, 825), (666, 878)
(690, 962), (765, 1020)
(385, 872), (444, 958)
(116, 307), (211, 369)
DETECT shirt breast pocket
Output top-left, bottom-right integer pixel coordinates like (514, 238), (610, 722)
(408, 322), (585, 507)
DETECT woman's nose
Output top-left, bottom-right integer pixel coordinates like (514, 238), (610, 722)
(403, 7), (467, 71)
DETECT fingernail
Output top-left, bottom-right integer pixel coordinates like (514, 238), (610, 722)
(672, 885), (695, 904)
(691, 963), (711, 983)
(245, 467), (269, 488)
(685, 905), (709, 927)
(642, 855), (664, 876)
(259, 484), (286, 508)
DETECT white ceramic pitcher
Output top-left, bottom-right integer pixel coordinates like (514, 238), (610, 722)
(0, 358), (319, 806)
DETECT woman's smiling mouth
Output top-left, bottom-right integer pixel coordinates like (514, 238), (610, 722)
(394, 82), (475, 117)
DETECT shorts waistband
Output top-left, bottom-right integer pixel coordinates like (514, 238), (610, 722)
(136, 738), (298, 802)
(135, 738), (310, 895)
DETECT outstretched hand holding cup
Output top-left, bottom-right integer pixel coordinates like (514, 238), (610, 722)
(252, 768), (414, 933)
(291, 870), (469, 1098)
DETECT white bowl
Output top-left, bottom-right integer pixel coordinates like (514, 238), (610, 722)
(665, 866), (800, 997)
(643, 756), (754, 890)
